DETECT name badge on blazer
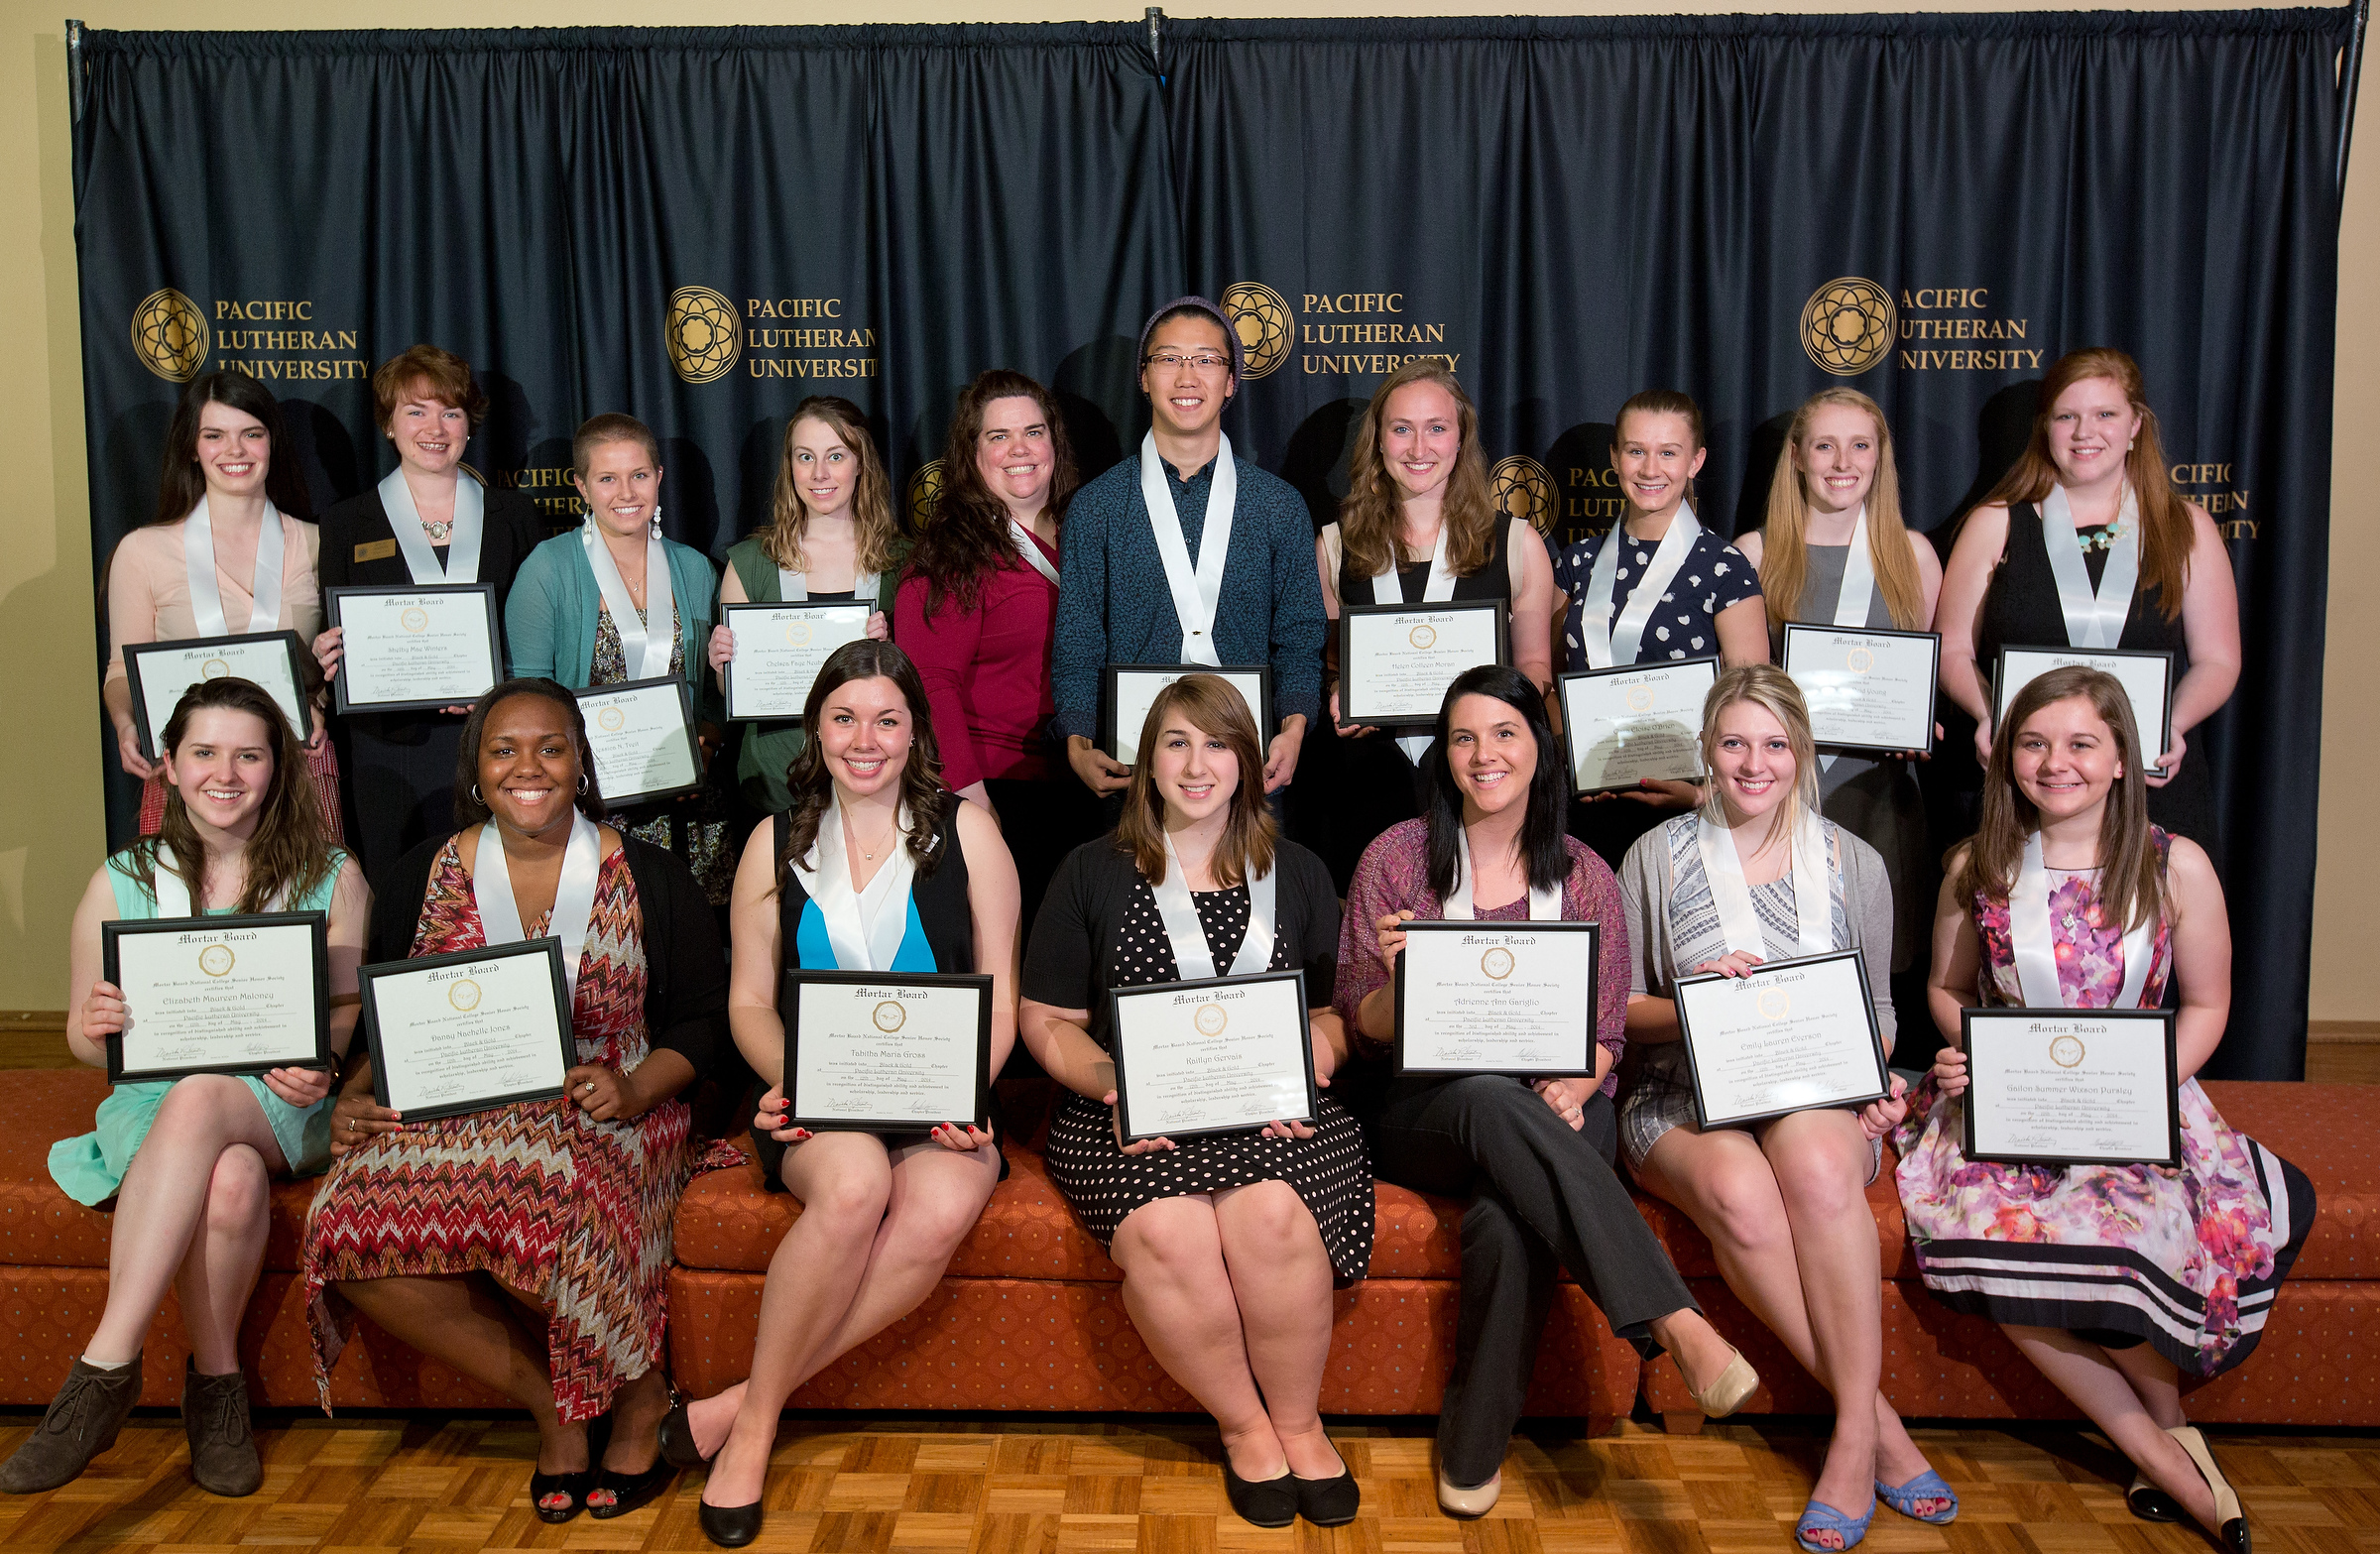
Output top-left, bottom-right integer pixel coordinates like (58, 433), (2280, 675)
(353, 538), (398, 562)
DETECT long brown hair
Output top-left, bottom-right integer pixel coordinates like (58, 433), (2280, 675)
(123, 676), (335, 912)
(450, 678), (611, 829)
(1757, 389), (1928, 631)
(1114, 674), (1277, 890)
(1973, 347), (2191, 621)
(1613, 388), (1706, 514)
(1695, 665), (1821, 854)
(765, 397), (898, 580)
(907, 371), (1080, 619)
(149, 369), (311, 529)
(1337, 359), (1497, 580)
(774, 640), (953, 894)
(1952, 665), (2162, 933)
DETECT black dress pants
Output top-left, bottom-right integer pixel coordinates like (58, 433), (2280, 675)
(1369, 1074), (1698, 1487)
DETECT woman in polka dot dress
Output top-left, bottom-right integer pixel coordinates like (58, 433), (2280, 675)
(1022, 674), (1368, 1531)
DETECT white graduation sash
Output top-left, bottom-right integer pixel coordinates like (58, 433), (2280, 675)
(1694, 811), (1833, 959)
(1139, 430), (1239, 666)
(776, 566), (883, 605)
(788, 794), (916, 973)
(2008, 831), (2155, 1010)
(182, 497), (286, 637)
(2040, 485), (2141, 650)
(147, 843), (289, 917)
(1580, 505), (1701, 668)
(1443, 823), (1561, 920)
(1010, 519), (1060, 585)
(378, 467), (483, 584)
(582, 519), (676, 680)
(1373, 523), (1459, 765)
(473, 810), (603, 999)
(1819, 505), (1875, 774)
(1153, 827), (1275, 980)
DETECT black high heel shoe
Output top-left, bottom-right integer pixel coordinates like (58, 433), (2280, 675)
(658, 1386), (717, 1470)
(530, 1468), (597, 1523)
(699, 1496), (766, 1547)
(2167, 1425), (2249, 1554)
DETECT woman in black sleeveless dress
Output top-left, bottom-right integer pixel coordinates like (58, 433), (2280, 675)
(1938, 350), (2239, 849)
(665, 641), (1021, 1548)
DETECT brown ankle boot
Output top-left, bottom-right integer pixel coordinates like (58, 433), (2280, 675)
(0, 1353), (143, 1493)
(181, 1359), (261, 1497)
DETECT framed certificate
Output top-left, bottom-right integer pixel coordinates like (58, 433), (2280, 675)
(1338, 600), (1508, 729)
(783, 970), (994, 1132)
(1558, 657), (1719, 794)
(1108, 970), (1318, 1142)
(722, 600), (876, 722)
(1962, 1008), (2181, 1168)
(359, 938), (574, 1121)
(324, 583), (503, 715)
(1099, 664), (1274, 768)
(101, 911), (331, 1082)
(1994, 646), (2176, 778)
(123, 631), (311, 761)
(1781, 624), (1940, 755)
(1673, 949), (1890, 1130)
(1393, 919), (1601, 1076)
(578, 678), (704, 806)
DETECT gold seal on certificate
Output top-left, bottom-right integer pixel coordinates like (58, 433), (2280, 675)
(1393, 920), (1602, 1076)
(783, 970), (994, 1131)
(1109, 971), (1318, 1141)
(359, 939), (575, 1121)
(1673, 949), (1889, 1129)
(1995, 646), (2175, 777)
(1099, 665), (1273, 767)
(1781, 624), (1940, 754)
(722, 600), (876, 721)
(1558, 657), (1719, 794)
(1962, 1008), (2181, 1167)
(101, 911), (332, 1082)
(576, 678), (704, 805)
(324, 583), (503, 714)
(1338, 600), (1508, 729)
(123, 631), (312, 760)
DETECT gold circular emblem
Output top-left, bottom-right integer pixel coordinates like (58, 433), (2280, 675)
(906, 459), (947, 528)
(1489, 455), (1555, 535)
(131, 288), (209, 383)
(1193, 1004), (1229, 1036)
(1846, 647), (1874, 673)
(401, 607), (430, 634)
(873, 1000), (907, 1033)
(1801, 278), (1896, 377)
(1624, 685), (1654, 713)
(1219, 282), (1291, 379)
(1408, 623), (1438, 651)
(448, 978), (481, 1012)
(1757, 989), (1792, 1021)
(665, 285), (742, 384)
(783, 618), (814, 648)
(200, 657), (231, 680)
(198, 944), (235, 977)
(1481, 946), (1516, 981)
(2050, 1034), (2085, 1068)
(598, 706), (626, 733)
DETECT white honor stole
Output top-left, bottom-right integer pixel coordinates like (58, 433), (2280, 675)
(472, 810), (603, 1000)
(2040, 484), (2141, 650)
(378, 467), (484, 583)
(776, 565), (883, 606)
(582, 518), (677, 681)
(1442, 824), (1562, 920)
(1819, 505), (1877, 773)
(1370, 523), (1459, 765)
(788, 795), (918, 973)
(2007, 831), (2155, 1010)
(147, 844), (290, 917)
(1139, 430), (1238, 667)
(182, 496), (286, 636)
(1694, 811), (1835, 959)
(1152, 828), (1275, 980)
(1580, 505), (1701, 668)
(1010, 520), (1060, 585)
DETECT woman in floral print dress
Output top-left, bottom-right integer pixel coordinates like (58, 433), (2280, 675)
(1894, 667), (2312, 1553)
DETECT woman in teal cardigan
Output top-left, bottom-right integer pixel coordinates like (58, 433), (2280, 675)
(507, 414), (732, 901)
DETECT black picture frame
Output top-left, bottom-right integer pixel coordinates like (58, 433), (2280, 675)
(721, 599), (877, 722)
(1674, 947), (1890, 1129)
(1391, 918), (1602, 1076)
(1098, 663), (1275, 766)
(324, 582), (504, 715)
(1961, 1007), (2182, 1168)
(781, 968), (995, 1132)
(1336, 598), (1510, 729)
(576, 676), (705, 805)
(359, 937), (575, 1122)
(101, 910), (332, 1082)
(123, 630), (312, 761)
(1780, 622), (1942, 755)
(1993, 645), (2178, 778)
(1107, 969), (1317, 1142)
(1556, 655), (1721, 795)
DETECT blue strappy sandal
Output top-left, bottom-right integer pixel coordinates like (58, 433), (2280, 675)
(1794, 1495), (1877, 1551)
(1876, 1469), (1961, 1524)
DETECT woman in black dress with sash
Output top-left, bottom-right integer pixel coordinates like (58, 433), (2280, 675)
(1938, 349), (2239, 847)
(313, 347), (542, 875)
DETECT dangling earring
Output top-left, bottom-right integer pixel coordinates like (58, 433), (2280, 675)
(471, 783), (484, 804)
(576, 773), (589, 795)
(650, 505), (663, 539)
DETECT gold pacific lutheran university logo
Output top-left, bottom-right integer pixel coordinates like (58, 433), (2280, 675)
(666, 286), (742, 384)
(1194, 1004), (1230, 1035)
(1624, 685), (1654, 713)
(1489, 456), (1555, 535)
(132, 288), (210, 382)
(448, 978), (481, 1012)
(198, 943), (235, 977)
(1481, 946), (1516, 981)
(906, 459), (946, 527)
(1757, 989), (1792, 1021)
(1408, 623), (1438, 650)
(1220, 282), (1291, 379)
(200, 657), (231, 680)
(598, 706), (626, 733)
(401, 607), (429, 634)
(1845, 646), (1874, 673)
(2051, 1034), (2085, 1067)
(873, 1000), (907, 1032)
(1801, 278), (1896, 376)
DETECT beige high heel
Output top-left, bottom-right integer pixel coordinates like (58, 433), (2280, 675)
(1436, 1466), (1501, 1518)
(2166, 1425), (2249, 1554)
(1682, 1345), (1759, 1418)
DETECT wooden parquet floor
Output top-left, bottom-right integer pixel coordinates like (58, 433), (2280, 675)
(0, 1412), (2373, 1554)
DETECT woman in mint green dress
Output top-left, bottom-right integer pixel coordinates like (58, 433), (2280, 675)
(1, 676), (367, 1499)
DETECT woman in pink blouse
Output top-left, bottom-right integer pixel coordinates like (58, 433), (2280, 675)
(895, 370), (1094, 923)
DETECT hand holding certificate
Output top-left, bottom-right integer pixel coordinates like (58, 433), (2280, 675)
(578, 679), (705, 805)
(102, 912), (332, 1081)
(722, 600), (876, 721)
(1559, 657), (1718, 794)
(1109, 971), (1318, 1141)
(124, 632), (312, 761)
(1339, 601), (1508, 729)
(783, 970), (994, 1131)
(359, 939), (575, 1121)
(1393, 920), (1602, 1075)
(1673, 949), (1889, 1129)
(325, 584), (503, 714)
(1962, 1008), (2181, 1167)
(1782, 625), (1940, 755)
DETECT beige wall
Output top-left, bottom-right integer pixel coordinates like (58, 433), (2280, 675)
(3, 0), (2369, 1017)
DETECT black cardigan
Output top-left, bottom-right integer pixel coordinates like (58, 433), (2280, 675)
(317, 478), (547, 604)
(369, 829), (730, 1077)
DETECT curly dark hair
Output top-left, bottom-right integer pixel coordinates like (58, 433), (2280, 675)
(906, 370), (1079, 620)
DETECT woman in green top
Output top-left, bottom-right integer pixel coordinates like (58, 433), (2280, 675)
(708, 396), (901, 814)
(2, 676), (367, 1499)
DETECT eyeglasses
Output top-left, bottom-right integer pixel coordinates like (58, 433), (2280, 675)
(1143, 352), (1232, 373)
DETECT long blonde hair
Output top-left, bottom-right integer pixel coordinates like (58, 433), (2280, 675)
(1758, 389), (1928, 631)
(1337, 359), (1497, 581)
(1695, 665), (1821, 854)
(765, 396), (898, 578)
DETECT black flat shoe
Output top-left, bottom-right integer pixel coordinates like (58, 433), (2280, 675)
(1293, 1465), (1361, 1526)
(658, 1387), (716, 1470)
(2128, 1474), (2184, 1523)
(1224, 1463), (1298, 1528)
(530, 1468), (597, 1523)
(699, 1497), (765, 1547)
(588, 1458), (677, 1520)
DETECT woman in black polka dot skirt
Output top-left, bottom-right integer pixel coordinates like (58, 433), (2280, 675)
(1022, 675), (1368, 1531)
